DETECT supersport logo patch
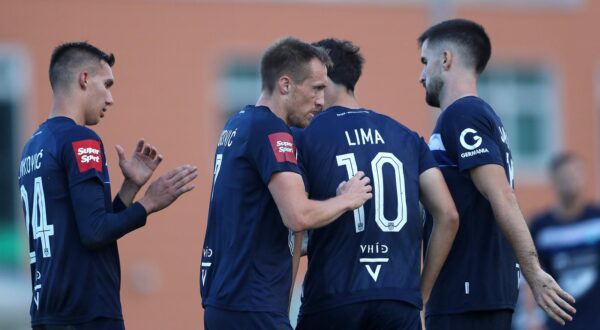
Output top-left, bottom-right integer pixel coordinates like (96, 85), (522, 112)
(268, 132), (297, 164)
(72, 139), (103, 172)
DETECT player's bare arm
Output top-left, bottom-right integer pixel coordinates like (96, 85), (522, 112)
(268, 171), (372, 232)
(418, 167), (459, 305)
(290, 231), (304, 310)
(470, 164), (576, 325)
(116, 138), (164, 206)
(138, 164), (197, 214)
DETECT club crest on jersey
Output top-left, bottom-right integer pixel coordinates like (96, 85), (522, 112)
(72, 140), (103, 172)
(268, 132), (297, 164)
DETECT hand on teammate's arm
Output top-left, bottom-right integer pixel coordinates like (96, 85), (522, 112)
(269, 171), (372, 232)
(138, 165), (197, 215)
(470, 164), (576, 325)
(116, 139), (163, 206)
(418, 168), (459, 305)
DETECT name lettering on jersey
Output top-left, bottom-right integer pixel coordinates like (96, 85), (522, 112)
(360, 242), (389, 282)
(218, 129), (237, 147)
(336, 110), (369, 117)
(201, 247), (213, 286)
(19, 149), (44, 179)
(72, 140), (103, 172)
(345, 128), (385, 146)
(268, 132), (297, 164)
(459, 128), (489, 158)
(499, 126), (508, 145)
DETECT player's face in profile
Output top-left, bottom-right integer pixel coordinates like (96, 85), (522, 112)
(286, 58), (327, 128)
(419, 40), (444, 108)
(553, 159), (585, 201)
(83, 61), (114, 126)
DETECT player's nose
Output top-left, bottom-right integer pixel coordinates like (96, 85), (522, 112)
(106, 91), (114, 106)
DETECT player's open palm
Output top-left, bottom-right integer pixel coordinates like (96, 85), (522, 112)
(530, 269), (576, 326)
(140, 165), (197, 214)
(116, 139), (163, 188)
(336, 171), (372, 210)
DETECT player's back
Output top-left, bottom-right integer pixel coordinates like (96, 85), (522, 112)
(201, 105), (300, 315)
(530, 206), (600, 330)
(296, 106), (436, 316)
(18, 117), (121, 325)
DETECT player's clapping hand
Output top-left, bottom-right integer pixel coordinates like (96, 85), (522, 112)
(336, 171), (372, 210)
(116, 139), (163, 188)
(139, 165), (197, 214)
(530, 269), (576, 326)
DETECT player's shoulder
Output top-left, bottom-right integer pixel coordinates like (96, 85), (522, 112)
(47, 117), (102, 144)
(370, 110), (424, 142)
(444, 96), (495, 120)
(248, 105), (290, 133)
(584, 204), (600, 218)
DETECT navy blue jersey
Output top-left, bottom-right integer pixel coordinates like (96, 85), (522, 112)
(295, 106), (437, 316)
(424, 96), (519, 315)
(18, 117), (122, 325)
(201, 105), (302, 314)
(530, 205), (600, 330)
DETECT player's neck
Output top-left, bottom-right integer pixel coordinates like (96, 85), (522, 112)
(440, 74), (478, 111)
(331, 92), (360, 110)
(555, 195), (586, 221)
(50, 95), (84, 126)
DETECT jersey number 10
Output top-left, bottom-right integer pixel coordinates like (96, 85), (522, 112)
(337, 152), (407, 233)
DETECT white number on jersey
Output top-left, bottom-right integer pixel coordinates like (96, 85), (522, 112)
(21, 177), (53, 260)
(337, 152), (408, 233)
(210, 154), (223, 200)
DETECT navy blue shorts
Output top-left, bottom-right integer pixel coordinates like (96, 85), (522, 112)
(32, 318), (124, 330)
(296, 300), (421, 330)
(204, 306), (292, 330)
(426, 309), (513, 330)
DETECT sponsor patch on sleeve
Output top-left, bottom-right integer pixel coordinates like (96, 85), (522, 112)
(268, 132), (297, 164)
(72, 139), (103, 172)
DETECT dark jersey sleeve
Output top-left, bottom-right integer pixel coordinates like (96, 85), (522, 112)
(291, 127), (309, 192)
(112, 194), (127, 213)
(248, 116), (303, 184)
(418, 136), (438, 174)
(70, 179), (147, 250)
(441, 104), (504, 172)
(61, 126), (106, 186)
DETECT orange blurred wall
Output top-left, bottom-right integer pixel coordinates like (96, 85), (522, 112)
(2, 1), (600, 329)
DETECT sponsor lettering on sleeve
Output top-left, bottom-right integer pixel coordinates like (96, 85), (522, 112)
(71, 139), (103, 172)
(268, 132), (297, 164)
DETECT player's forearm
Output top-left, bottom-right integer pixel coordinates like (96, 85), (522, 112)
(421, 209), (458, 304)
(489, 187), (542, 279)
(117, 178), (141, 207)
(285, 196), (351, 231)
(289, 232), (304, 309)
(71, 179), (147, 249)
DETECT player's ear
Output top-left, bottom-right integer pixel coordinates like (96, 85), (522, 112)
(442, 50), (453, 71)
(278, 76), (291, 95)
(78, 71), (89, 90)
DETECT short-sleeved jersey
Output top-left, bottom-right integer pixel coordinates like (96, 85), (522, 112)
(295, 106), (437, 316)
(200, 105), (302, 314)
(530, 205), (600, 330)
(17, 117), (122, 325)
(424, 96), (519, 315)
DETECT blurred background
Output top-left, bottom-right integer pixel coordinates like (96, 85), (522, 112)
(1, 0), (599, 329)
